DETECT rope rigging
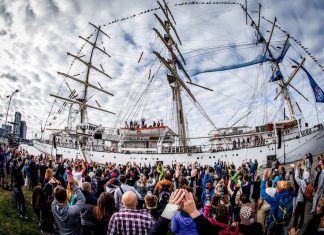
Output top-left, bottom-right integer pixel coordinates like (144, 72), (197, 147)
(42, 0), (323, 144)
(44, 29), (97, 129)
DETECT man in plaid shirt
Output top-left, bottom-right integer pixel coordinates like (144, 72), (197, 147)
(107, 191), (155, 234)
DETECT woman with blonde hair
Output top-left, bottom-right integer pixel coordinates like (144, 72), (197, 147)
(135, 174), (148, 198)
(44, 168), (54, 182)
(93, 192), (116, 235)
(66, 179), (78, 206)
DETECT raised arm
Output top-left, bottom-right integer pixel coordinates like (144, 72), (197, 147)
(260, 170), (277, 206)
(182, 191), (218, 235)
(149, 189), (185, 235)
(294, 167), (302, 187)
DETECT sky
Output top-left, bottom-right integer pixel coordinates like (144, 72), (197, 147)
(0, 0), (323, 142)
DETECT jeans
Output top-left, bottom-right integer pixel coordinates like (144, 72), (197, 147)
(311, 188), (323, 211)
(13, 186), (25, 216)
(293, 201), (305, 228)
(257, 204), (270, 230)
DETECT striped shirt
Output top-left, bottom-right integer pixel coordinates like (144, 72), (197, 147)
(107, 208), (155, 235)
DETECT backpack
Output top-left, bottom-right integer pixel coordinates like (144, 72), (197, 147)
(303, 182), (315, 201)
(91, 177), (99, 197)
(275, 195), (293, 226)
(158, 184), (171, 206)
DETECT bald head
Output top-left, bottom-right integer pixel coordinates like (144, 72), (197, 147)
(82, 182), (91, 192)
(122, 191), (137, 209)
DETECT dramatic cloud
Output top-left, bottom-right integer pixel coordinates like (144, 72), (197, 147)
(0, 0), (323, 142)
(1, 72), (18, 81)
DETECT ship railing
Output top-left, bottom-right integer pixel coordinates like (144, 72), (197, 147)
(162, 145), (205, 154)
(209, 138), (274, 153)
(300, 125), (323, 137)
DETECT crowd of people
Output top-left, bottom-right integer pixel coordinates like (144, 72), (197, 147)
(1, 144), (324, 235)
(125, 118), (164, 129)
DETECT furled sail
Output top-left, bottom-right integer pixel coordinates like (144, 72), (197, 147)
(181, 41), (290, 77)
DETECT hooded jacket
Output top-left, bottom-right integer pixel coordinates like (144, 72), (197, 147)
(51, 184), (85, 235)
(171, 211), (199, 235)
(154, 179), (174, 194)
(260, 180), (293, 225)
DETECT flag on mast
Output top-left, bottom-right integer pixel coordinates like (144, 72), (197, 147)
(291, 59), (324, 103)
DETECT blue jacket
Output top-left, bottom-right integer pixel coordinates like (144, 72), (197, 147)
(272, 175), (284, 188)
(201, 174), (215, 207)
(171, 212), (198, 235)
(260, 180), (292, 224)
(215, 164), (223, 178)
(250, 162), (256, 173)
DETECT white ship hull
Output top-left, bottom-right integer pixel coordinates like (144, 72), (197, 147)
(33, 128), (324, 167)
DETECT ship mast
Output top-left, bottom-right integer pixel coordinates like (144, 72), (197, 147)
(154, 0), (188, 146)
(51, 22), (115, 129)
(81, 25), (101, 123)
(243, 3), (305, 120)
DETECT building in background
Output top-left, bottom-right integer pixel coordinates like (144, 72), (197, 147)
(14, 112), (21, 137)
(20, 121), (27, 139)
(0, 124), (12, 137)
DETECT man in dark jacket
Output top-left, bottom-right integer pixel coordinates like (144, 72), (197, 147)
(12, 158), (28, 219)
(29, 155), (38, 190)
(81, 181), (97, 234)
(90, 168), (109, 198)
(0, 146), (5, 188)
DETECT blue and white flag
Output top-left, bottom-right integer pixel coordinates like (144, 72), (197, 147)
(291, 59), (324, 103)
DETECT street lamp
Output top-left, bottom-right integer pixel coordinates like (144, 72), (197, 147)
(4, 89), (19, 136)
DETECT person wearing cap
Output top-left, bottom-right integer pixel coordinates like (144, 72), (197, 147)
(310, 160), (324, 214)
(292, 163), (308, 228)
(260, 169), (293, 235)
(238, 205), (263, 235)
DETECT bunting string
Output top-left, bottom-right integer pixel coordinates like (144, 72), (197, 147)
(102, 1), (240, 27)
(262, 16), (324, 72)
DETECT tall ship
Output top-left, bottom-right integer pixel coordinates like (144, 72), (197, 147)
(33, 1), (324, 167)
